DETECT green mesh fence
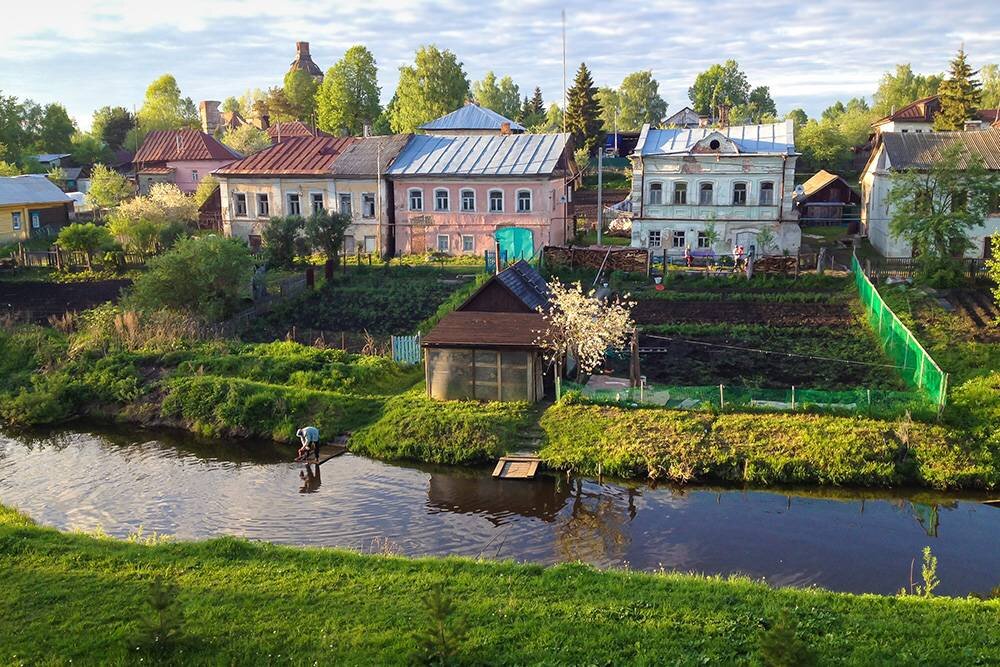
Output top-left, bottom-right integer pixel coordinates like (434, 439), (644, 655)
(564, 381), (928, 416)
(851, 255), (948, 408)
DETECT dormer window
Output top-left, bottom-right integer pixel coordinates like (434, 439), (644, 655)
(709, 139), (720, 150)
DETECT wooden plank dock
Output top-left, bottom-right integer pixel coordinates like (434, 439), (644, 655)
(492, 455), (542, 479)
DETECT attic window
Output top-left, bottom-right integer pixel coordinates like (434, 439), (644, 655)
(709, 139), (721, 150)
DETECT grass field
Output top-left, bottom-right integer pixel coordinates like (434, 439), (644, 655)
(2, 504), (998, 666)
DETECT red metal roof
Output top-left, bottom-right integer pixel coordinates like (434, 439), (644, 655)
(266, 121), (332, 141)
(873, 96), (940, 126)
(213, 136), (356, 176)
(135, 129), (241, 164)
(976, 109), (1000, 125)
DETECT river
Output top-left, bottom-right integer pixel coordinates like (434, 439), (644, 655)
(1, 426), (998, 596)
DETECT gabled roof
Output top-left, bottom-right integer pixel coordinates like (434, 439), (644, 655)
(880, 128), (1000, 171)
(493, 260), (551, 311)
(663, 106), (702, 127)
(0, 175), (73, 206)
(387, 133), (569, 176)
(795, 170), (860, 203)
(214, 136), (355, 177)
(329, 135), (412, 176)
(420, 103), (526, 132)
(421, 311), (545, 348)
(266, 121), (331, 142)
(872, 95), (940, 126)
(135, 129), (241, 164)
(634, 121), (796, 156)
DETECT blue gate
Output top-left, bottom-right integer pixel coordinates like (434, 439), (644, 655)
(391, 334), (422, 364)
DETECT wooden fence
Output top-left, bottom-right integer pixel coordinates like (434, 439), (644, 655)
(543, 245), (650, 274)
(864, 256), (990, 282)
(206, 275), (309, 338)
(15, 244), (145, 270)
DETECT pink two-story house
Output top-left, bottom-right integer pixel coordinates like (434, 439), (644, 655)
(387, 133), (574, 257)
(134, 129), (241, 194)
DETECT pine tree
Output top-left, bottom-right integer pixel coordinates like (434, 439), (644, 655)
(934, 47), (982, 131)
(565, 63), (604, 154)
(530, 87), (544, 116)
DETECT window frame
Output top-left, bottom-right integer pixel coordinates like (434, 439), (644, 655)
(434, 188), (450, 212)
(11, 211), (21, 230)
(256, 193), (269, 217)
(436, 234), (450, 253)
(488, 189), (504, 213)
(672, 230), (686, 249)
(697, 231), (711, 249)
(234, 192), (248, 218)
(648, 182), (664, 205)
(460, 188), (476, 212)
(732, 182), (748, 206)
(408, 188), (423, 211)
(698, 182), (714, 206)
(191, 170), (199, 182)
(647, 230), (661, 248)
(516, 189), (532, 213)
(759, 181), (775, 206)
(339, 193), (352, 217)
(462, 234), (475, 252)
(287, 193), (301, 216)
(310, 191), (325, 214)
(362, 192), (376, 219)
(673, 182), (688, 205)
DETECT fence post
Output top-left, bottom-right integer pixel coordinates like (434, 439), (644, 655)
(305, 266), (315, 289)
(791, 385), (796, 410)
(719, 384), (725, 410)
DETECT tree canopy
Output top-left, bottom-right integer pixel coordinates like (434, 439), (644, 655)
(688, 60), (750, 119)
(519, 87), (546, 128)
(137, 74), (198, 132)
(934, 47), (982, 131)
(36, 104), (76, 153)
(565, 63), (603, 154)
(221, 124), (270, 156)
(91, 106), (135, 150)
(872, 64), (942, 116)
(86, 164), (133, 212)
(283, 69), (319, 122)
(56, 223), (113, 270)
(982, 64), (1000, 109)
(316, 45), (382, 135)
(472, 72), (521, 120)
(389, 46), (470, 133)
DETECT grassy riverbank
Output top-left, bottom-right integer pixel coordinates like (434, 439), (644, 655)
(1, 505), (998, 665)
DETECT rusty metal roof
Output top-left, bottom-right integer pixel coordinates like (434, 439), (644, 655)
(134, 129), (241, 164)
(266, 121), (331, 142)
(422, 311), (546, 348)
(329, 135), (411, 176)
(873, 96), (940, 126)
(214, 136), (355, 177)
(881, 128), (1000, 170)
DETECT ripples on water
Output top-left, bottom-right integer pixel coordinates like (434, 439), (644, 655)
(1, 426), (999, 595)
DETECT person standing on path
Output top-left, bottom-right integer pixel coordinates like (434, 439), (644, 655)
(296, 426), (321, 462)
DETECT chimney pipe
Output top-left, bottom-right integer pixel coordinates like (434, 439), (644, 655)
(500, 121), (511, 135)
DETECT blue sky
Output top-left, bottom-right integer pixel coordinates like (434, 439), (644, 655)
(2, 0), (999, 129)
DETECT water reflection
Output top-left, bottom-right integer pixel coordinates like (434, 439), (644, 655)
(1, 425), (999, 596)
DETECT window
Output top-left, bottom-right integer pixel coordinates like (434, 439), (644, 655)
(287, 193), (301, 216)
(517, 190), (532, 212)
(234, 193), (248, 217)
(462, 235), (475, 252)
(311, 192), (324, 214)
(673, 182), (687, 205)
(672, 230), (686, 248)
(647, 230), (661, 247)
(648, 182), (663, 205)
(489, 190), (504, 212)
(30, 212), (40, 229)
(408, 189), (423, 211)
(697, 232), (711, 249)
(732, 183), (747, 206)
(192, 170), (199, 182)
(339, 193), (352, 216)
(759, 182), (774, 206)
(11, 211), (21, 230)
(437, 234), (450, 252)
(461, 189), (476, 212)
(362, 193), (375, 218)
(434, 188), (450, 211)
(364, 235), (376, 252)
(699, 183), (713, 205)
(344, 236), (356, 253)
(257, 193), (269, 217)
(248, 234), (262, 251)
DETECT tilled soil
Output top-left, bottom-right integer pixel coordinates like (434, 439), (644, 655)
(633, 300), (853, 327)
(0, 280), (130, 322)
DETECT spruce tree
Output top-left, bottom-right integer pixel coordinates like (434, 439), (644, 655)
(934, 47), (982, 131)
(530, 87), (545, 116)
(565, 63), (604, 154)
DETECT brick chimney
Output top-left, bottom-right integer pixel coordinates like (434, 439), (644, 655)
(500, 121), (511, 135)
(199, 100), (221, 135)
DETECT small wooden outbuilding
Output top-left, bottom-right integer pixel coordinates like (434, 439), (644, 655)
(794, 170), (861, 226)
(422, 261), (550, 402)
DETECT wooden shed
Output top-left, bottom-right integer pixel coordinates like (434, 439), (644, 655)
(422, 261), (551, 402)
(794, 170), (861, 226)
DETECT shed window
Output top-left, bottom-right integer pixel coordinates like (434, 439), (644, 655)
(362, 193), (375, 218)
(234, 193), (248, 217)
(11, 211), (21, 230)
(489, 190), (504, 212)
(257, 193), (269, 217)
(311, 192), (325, 214)
(437, 234), (450, 252)
(461, 189), (476, 212)
(759, 182), (774, 206)
(517, 190), (532, 212)
(732, 183), (747, 206)
(648, 182), (663, 205)
(192, 170), (199, 182)
(287, 193), (301, 216)
(408, 189), (423, 211)
(672, 230), (686, 248)
(339, 193), (352, 216)
(699, 183), (713, 205)
(673, 182), (687, 204)
(647, 230), (661, 247)
(435, 188), (450, 211)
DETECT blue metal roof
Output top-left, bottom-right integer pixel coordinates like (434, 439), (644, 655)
(419, 103), (526, 132)
(387, 133), (569, 177)
(635, 121), (796, 156)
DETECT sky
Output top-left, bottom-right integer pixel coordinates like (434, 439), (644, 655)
(2, 0), (999, 130)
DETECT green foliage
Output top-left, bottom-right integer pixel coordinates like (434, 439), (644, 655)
(316, 45), (382, 135)
(873, 64), (943, 117)
(991, 236), (1000, 307)
(220, 123), (269, 156)
(934, 48), (982, 130)
(688, 59), (750, 118)
(91, 106), (135, 150)
(262, 215), (303, 269)
(758, 611), (816, 667)
(56, 223), (114, 269)
(350, 391), (531, 465)
(193, 174), (219, 208)
(565, 62), (603, 155)
(135, 577), (184, 658)
(0, 160), (19, 176)
(518, 87), (546, 128)
(86, 163), (133, 211)
(36, 103), (76, 153)
(69, 131), (112, 166)
(137, 74), (199, 131)
(304, 209), (351, 262)
(416, 273), (488, 333)
(127, 235), (252, 321)
(982, 63), (1000, 109)
(389, 46), (470, 133)
(918, 546), (940, 597)
(472, 71), (521, 120)
(282, 69), (319, 122)
(613, 71), (668, 131)
(413, 583), (467, 665)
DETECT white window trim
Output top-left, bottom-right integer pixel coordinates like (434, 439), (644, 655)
(672, 181), (688, 205)
(516, 189), (532, 213)
(408, 188), (424, 211)
(436, 234), (450, 252)
(671, 230), (686, 248)
(460, 188), (476, 212)
(648, 181), (664, 205)
(11, 211), (21, 230)
(434, 188), (450, 212)
(462, 234), (475, 252)
(309, 191), (325, 214)
(256, 193), (269, 218)
(698, 182), (714, 206)
(732, 182), (749, 206)
(759, 181), (775, 206)
(647, 230), (661, 248)
(488, 189), (504, 213)
(362, 192), (376, 219)
(234, 192), (248, 218)
(339, 193), (353, 216)
(287, 192), (302, 216)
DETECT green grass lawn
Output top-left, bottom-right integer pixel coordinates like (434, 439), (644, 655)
(1, 504), (998, 665)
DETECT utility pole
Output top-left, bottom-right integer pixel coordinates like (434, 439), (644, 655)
(376, 140), (382, 258)
(597, 148), (603, 246)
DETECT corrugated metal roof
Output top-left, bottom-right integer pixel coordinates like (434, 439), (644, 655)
(421, 311), (546, 348)
(387, 133), (569, 177)
(495, 260), (551, 311)
(635, 121), (796, 156)
(266, 121), (332, 141)
(881, 128), (1000, 170)
(135, 129), (241, 164)
(663, 106), (701, 127)
(420, 103), (526, 132)
(138, 166), (175, 174)
(329, 135), (412, 176)
(873, 95), (939, 126)
(0, 175), (73, 206)
(214, 136), (355, 176)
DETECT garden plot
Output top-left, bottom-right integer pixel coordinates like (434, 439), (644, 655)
(0, 280), (130, 322)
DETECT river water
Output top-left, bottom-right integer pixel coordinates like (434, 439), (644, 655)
(1, 426), (998, 596)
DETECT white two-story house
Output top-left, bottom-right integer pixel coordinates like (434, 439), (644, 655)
(629, 121), (800, 258)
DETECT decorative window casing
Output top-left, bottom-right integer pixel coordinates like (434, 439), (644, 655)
(673, 182), (687, 205)
(437, 234), (450, 252)
(732, 183), (747, 206)
(287, 193), (301, 216)
(647, 230), (661, 247)
(516, 190), (532, 213)
(311, 192), (325, 214)
(648, 182), (663, 205)
(461, 189), (476, 212)
(257, 193), (269, 217)
(462, 235), (474, 252)
(672, 230), (686, 248)
(699, 183), (713, 205)
(408, 189), (423, 211)
(759, 182), (775, 206)
(234, 193), (248, 217)
(488, 190), (504, 213)
(697, 231), (711, 249)
(434, 188), (450, 211)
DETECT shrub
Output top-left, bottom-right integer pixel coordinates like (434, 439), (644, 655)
(262, 215), (304, 269)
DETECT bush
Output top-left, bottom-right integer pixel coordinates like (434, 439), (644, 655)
(262, 215), (303, 269)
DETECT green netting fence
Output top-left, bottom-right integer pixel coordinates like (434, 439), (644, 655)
(564, 381), (929, 416)
(851, 254), (948, 408)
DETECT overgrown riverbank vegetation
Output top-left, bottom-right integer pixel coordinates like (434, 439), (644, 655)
(1, 504), (998, 665)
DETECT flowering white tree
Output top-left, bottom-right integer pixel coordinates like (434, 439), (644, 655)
(536, 281), (635, 383)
